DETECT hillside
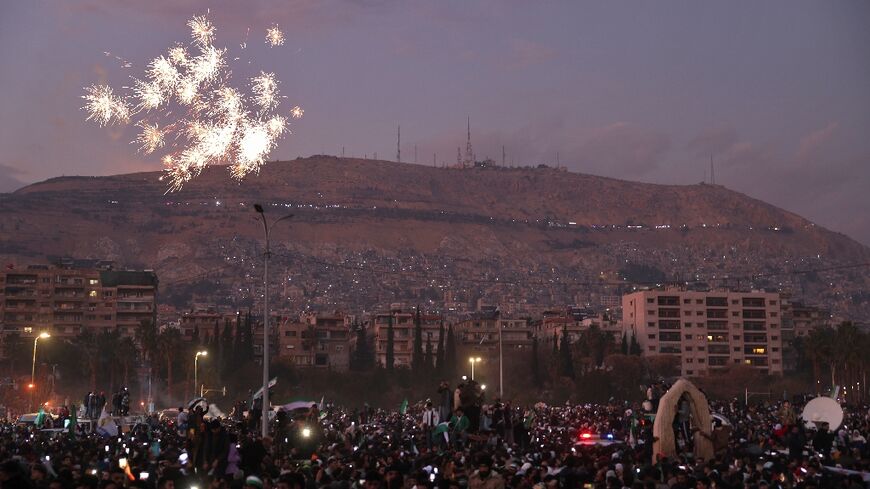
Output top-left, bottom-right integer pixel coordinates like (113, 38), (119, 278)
(1, 156), (867, 318)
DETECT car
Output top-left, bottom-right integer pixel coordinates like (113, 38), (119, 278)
(574, 431), (623, 447)
(17, 412), (55, 426)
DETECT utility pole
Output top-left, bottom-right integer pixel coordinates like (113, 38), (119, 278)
(502, 146), (505, 167)
(414, 144), (417, 164)
(397, 125), (401, 163)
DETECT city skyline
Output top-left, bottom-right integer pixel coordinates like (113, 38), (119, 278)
(0, 1), (868, 244)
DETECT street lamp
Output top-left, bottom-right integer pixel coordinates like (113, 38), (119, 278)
(254, 204), (293, 438)
(30, 332), (50, 412)
(468, 357), (482, 381)
(194, 351), (207, 399)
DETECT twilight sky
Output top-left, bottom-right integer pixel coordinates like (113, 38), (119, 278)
(1, 1), (868, 244)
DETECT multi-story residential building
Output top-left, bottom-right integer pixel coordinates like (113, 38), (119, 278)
(622, 288), (784, 376)
(454, 314), (535, 354)
(779, 299), (832, 371)
(0, 262), (157, 357)
(276, 312), (351, 370)
(537, 307), (622, 344)
(372, 306), (443, 368)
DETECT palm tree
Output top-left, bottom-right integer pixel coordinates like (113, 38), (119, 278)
(75, 330), (101, 391)
(802, 328), (833, 393)
(157, 328), (183, 400)
(116, 336), (139, 387)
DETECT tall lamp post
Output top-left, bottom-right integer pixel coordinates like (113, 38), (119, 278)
(254, 204), (293, 438)
(468, 357), (482, 381)
(194, 350), (207, 398)
(30, 332), (50, 412)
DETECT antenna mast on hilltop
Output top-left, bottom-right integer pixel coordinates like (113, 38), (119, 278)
(710, 154), (715, 185)
(397, 125), (401, 163)
(464, 116), (474, 167)
(502, 145), (506, 167)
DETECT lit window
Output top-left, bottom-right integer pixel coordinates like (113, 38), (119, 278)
(751, 347), (766, 355)
(24, 326), (33, 334)
(89, 290), (97, 297)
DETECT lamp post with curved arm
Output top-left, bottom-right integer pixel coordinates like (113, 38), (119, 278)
(254, 204), (293, 438)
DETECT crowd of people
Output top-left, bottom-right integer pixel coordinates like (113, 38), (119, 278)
(1, 379), (868, 489)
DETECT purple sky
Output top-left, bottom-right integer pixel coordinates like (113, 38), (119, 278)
(1, 1), (868, 244)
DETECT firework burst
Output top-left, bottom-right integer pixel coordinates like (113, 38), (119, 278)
(82, 85), (130, 126)
(265, 25), (285, 47)
(82, 12), (304, 191)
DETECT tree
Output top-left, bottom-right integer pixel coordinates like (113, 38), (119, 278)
(351, 322), (375, 371)
(559, 327), (575, 379)
(412, 306), (423, 374)
(74, 330), (101, 392)
(531, 335), (541, 385)
(445, 324), (457, 379)
(157, 328), (183, 401)
(115, 335), (139, 388)
(424, 334), (433, 374)
(620, 333), (628, 355)
(629, 332), (641, 356)
(135, 319), (159, 366)
(385, 314), (395, 371)
(435, 319), (445, 375)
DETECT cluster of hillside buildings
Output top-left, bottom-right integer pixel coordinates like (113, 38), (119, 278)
(0, 260), (836, 377)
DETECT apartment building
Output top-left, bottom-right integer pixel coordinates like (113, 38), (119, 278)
(0, 262), (157, 354)
(454, 314), (535, 354)
(622, 288), (784, 376)
(276, 312), (351, 370)
(372, 306), (443, 368)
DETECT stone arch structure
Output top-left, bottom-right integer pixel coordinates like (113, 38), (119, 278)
(652, 378), (713, 462)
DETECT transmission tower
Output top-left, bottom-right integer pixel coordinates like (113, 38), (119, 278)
(397, 125), (401, 163)
(464, 116), (474, 167)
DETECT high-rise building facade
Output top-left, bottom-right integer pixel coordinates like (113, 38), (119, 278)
(622, 288), (784, 376)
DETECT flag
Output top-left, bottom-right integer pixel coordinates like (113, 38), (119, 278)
(35, 407), (46, 429)
(399, 399), (408, 415)
(68, 407), (77, 438)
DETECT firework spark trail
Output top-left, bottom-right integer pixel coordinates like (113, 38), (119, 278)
(82, 12), (304, 192)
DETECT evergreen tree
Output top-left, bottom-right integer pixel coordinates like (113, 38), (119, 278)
(386, 314), (395, 371)
(435, 319), (445, 375)
(232, 314), (243, 363)
(424, 334), (433, 374)
(221, 319), (233, 376)
(212, 320), (220, 348)
(445, 324), (457, 379)
(192, 324), (201, 347)
(629, 331), (641, 356)
(559, 327), (575, 379)
(531, 335), (541, 385)
(620, 333), (628, 355)
(242, 310), (254, 360)
(552, 331), (558, 355)
(351, 322), (375, 371)
(412, 306), (424, 374)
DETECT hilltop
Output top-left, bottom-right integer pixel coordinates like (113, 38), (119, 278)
(1, 157), (867, 318)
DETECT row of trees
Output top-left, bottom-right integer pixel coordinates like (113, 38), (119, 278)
(793, 321), (869, 400)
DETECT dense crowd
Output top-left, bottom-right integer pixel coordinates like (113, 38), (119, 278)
(1, 380), (868, 489)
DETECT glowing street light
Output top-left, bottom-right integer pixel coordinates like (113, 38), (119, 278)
(194, 351), (207, 398)
(30, 332), (50, 412)
(468, 357), (482, 381)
